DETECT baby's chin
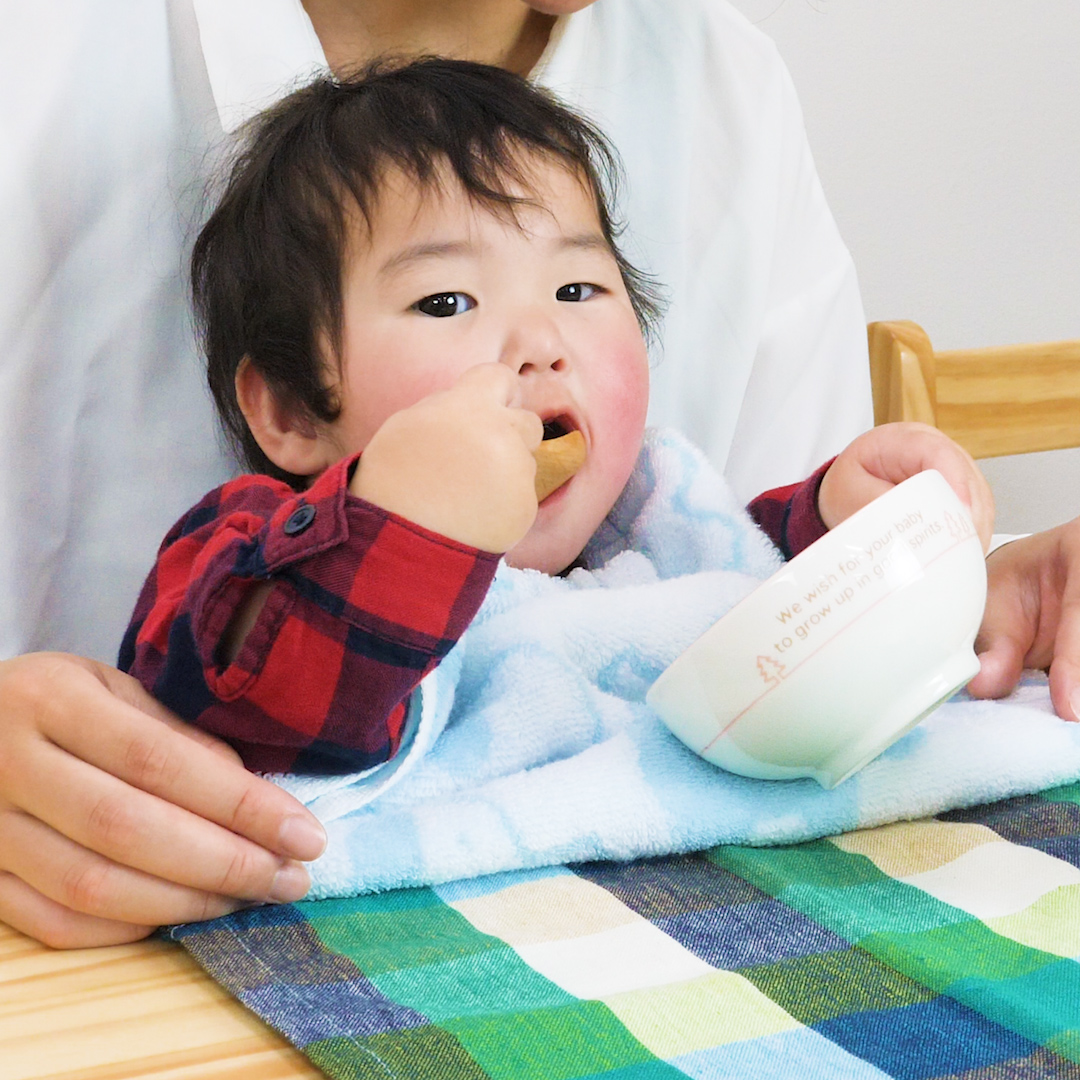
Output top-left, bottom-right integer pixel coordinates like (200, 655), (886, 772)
(508, 456), (637, 574)
(504, 505), (591, 576)
(503, 536), (581, 576)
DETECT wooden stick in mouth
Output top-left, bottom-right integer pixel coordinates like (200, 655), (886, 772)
(533, 430), (586, 501)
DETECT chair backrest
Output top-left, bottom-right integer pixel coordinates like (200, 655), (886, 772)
(868, 320), (1080, 458)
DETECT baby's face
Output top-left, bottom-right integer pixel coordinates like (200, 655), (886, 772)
(325, 159), (649, 573)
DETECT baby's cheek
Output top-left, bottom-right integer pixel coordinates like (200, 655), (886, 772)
(601, 350), (650, 467)
(343, 363), (465, 451)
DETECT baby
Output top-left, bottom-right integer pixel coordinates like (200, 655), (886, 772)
(120, 58), (990, 774)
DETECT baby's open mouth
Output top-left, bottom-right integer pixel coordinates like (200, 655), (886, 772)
(534, 417), (586, 502)
(542, 415), (574, 440)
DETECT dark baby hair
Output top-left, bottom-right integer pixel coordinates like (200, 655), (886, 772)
(192, 57), (663, 486)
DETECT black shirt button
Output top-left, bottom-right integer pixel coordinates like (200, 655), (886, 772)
(284, 504), (316, 536)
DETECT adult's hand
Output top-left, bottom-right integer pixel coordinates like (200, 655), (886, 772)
(968, 518), (1080, 721)
(0, 653), (326, 948)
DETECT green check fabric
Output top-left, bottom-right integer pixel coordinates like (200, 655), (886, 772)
(173, 783), (1080, 1078)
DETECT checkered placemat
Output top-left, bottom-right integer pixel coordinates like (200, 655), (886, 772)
(173, 782), (1080, 1078)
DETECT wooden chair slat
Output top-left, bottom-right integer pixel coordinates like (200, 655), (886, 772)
(868, 322), (1080, 459)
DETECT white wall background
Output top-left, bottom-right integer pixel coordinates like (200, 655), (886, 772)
(728, 0), (1080, 532)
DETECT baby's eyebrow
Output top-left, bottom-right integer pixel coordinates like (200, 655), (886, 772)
(378, 231), (611, 278)
(379, 240), (473, 277)
(556, 232), (612, 255)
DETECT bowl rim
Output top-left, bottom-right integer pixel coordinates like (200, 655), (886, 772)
(688, 467), (964, 644)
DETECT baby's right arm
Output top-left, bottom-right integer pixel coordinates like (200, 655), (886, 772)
(122, 363), (541, 777)
(120, 458), (500, 775)
(351, 363), (543, 552)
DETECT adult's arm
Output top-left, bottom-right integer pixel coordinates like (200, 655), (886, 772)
(0, 653), (327, 948)
(725, 55), (874, 502)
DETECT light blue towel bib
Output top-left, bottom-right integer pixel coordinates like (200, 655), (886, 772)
(274, 429), (1075, 898)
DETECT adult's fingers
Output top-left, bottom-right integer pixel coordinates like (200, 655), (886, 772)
(26, 657), (326, 863)
(3, 735), (313, 903)
(966, 521), (1080, 722)
(0, 871), (155, 950)
(0, 807), (251, 927)
(968, 527), (1080, 723)
(969, 626), (1029, 701)
(1045, 525), (1080, 722)
(968, 540), (1043, 700)
(1049, 647), (1080, 723)
(99, 663), (244, 762)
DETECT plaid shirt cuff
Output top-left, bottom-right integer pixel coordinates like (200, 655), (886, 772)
(747, 457), (834, 560)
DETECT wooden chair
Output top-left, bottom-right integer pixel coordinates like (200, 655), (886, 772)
(867, 320), (1080, 458)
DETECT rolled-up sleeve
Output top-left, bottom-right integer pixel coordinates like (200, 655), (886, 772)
(119, 456), (498, 775)
(747, 457), (833, 560)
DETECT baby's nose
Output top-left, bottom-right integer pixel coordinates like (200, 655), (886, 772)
(500, 314), (569, 375)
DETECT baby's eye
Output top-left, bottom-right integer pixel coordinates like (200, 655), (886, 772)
(556, 283), (600, 302)
(413, 292), (476, 317)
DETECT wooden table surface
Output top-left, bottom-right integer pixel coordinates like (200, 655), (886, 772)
(0, 920), (324, 1080)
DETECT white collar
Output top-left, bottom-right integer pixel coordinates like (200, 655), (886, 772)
(191, 0), (574, 133)
(191, 0), (328, 133)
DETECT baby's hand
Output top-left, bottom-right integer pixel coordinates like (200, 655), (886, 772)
(818, 422), (994, 552)
(351, 364), (543, 552)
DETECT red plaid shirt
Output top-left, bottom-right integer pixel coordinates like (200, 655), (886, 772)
(746, 457), (834, 561)
(120, 454), (499, 774)
(120, 454), (830, 775)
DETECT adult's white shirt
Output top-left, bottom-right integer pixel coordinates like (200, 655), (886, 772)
(0, 0), (871, 664)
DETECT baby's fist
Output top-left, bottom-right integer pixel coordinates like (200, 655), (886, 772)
(818, 422), (994, 552)
(351, 364), (543, 552)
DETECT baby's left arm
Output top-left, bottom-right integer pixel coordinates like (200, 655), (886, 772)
(748, 421), (993, 559)
(750, 423), (1080, 725)
(749, 425), (1080, 723)
(817, 422), (995, 551)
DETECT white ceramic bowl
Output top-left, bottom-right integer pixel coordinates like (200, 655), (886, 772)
(646, 469), (987, 788)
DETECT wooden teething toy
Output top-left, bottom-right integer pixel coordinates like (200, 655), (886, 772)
(533, 430), (586, 501)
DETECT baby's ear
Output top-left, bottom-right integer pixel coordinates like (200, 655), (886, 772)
(235, 357), (339, 477)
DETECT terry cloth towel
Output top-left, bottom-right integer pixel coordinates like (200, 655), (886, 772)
(271, 428), (1080, 898)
